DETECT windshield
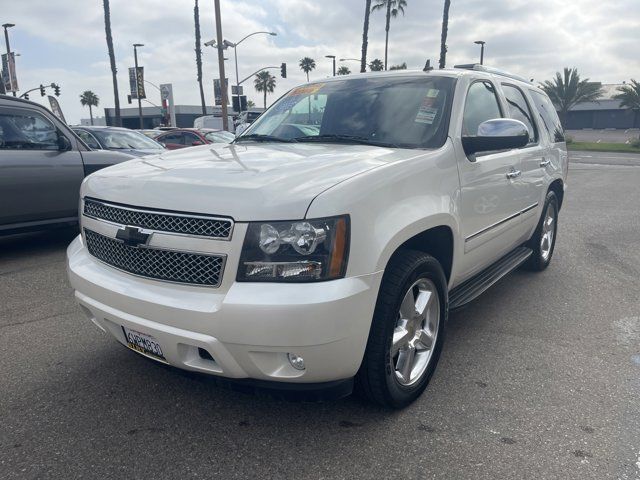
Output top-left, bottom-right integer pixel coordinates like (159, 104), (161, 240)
(91, 129), (164, 150)
(239, 76), (455, 149)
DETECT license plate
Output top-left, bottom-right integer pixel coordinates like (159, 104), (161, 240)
(122, 326), (167, 362)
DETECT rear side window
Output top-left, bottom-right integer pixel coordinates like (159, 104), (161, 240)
(0, 109), (59, 150)
(463, 81), (502, 136)
(158, 132), (183, 144)
(502, 84), (537, 143)
(530, 90), (565, 142)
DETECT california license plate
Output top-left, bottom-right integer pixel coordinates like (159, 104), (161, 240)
(122, 326), (167, 362)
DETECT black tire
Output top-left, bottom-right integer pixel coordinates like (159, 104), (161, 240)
(523, 190), (559, 271)
(356, 250), (448, 409)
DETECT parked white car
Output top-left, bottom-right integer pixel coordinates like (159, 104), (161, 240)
(67, 66), (567, 408)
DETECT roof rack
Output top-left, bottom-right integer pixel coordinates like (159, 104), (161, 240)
(453, 64), (531, 84)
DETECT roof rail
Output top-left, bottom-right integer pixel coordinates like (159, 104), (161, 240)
(453, 64), (531, 84)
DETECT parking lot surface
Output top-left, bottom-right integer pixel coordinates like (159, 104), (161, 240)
(1, 152), (639, 479)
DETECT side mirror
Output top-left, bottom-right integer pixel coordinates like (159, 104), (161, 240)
(57, 134), (73, 151)
(192, 140), (204, 146)
(462, 118), (529, 157)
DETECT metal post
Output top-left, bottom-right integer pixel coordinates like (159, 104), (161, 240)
(213, 0), (229, 131)
(3, 24), (15, 96)
(234, 45), (241, 114)
(480, 44), (484, 65)
(133, 44), (143, 129)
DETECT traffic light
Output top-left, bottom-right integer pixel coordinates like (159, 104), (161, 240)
(23, 93), (29, 100)
(127, 94), (132, 104)
(53, 84), (60, 96)
(39, 84), (46, 96)
(280, 62), (287, 78)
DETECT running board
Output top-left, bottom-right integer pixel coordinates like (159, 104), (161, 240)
(449, 246), (533, 310)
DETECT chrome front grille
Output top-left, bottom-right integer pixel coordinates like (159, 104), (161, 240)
(84, 229), (225, 287)
(83, 198), (233, 239)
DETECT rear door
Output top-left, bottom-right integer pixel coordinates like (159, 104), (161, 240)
(455, 79), (528, 279)
(0, 105), (85, 227)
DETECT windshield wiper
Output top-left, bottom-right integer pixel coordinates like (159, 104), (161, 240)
(292, 134), (399, 148)
(234, 134), (297, 143)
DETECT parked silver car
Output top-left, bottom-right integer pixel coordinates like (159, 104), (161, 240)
(0, 95), (134, 236)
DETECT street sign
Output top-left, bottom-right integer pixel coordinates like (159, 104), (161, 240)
(1, 53), (18, 93)
(213, 78), (228, 106)
(128, 66), (146, 99)
(231, 85), (243, 96)
(232, 95), (247, 112)
(159, 83), (175, 127)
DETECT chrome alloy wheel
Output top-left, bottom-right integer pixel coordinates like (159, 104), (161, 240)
(540, 202), (556, 261)
(391, 278), (440, 386)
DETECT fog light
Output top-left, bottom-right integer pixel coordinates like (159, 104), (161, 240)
(287, 353), (305, 371)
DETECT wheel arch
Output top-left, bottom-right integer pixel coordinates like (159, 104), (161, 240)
(548, 178), (564, 210)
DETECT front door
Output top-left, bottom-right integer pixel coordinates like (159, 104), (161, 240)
(0, 106), (84, 227)
(455, 80), (527, 280)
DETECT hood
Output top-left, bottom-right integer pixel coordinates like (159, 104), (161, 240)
(82, 142), (423, 221)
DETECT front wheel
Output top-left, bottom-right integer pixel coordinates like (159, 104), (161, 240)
(356, 250), (447, 409)
(523, 190), (559, 271)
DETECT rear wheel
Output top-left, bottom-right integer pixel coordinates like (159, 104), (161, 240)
(356, 250), (447, 409)
(523, 190), (558, 271)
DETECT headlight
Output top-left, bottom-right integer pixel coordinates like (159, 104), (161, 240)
(237, 216), (349, 282)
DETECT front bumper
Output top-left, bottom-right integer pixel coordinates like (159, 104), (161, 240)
(67, 235), (382, 384)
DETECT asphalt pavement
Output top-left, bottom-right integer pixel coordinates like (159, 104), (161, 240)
(1, 151), (639, 479)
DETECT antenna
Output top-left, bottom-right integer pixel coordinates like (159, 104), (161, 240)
(423, 59), (433, 72)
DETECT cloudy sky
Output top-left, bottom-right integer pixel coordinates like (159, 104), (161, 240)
(4, 0), (639, 123)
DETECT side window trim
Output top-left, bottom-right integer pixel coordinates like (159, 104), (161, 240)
(500, 82), (539, 147)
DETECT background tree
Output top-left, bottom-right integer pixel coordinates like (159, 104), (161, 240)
(541, 67), (604, 127)
(254, 71), (276, 108)
(360, 0), (372, 73)
(337, 66), (351, 76)
(80, 91), (100, 125)
(438, 0), (451, 69)
(103, 0), (120, 126)
(613, 79), (640, 140)
(193, 0), (207, 115)
(299, 57), (316, 82)
(369, 58), (384, 71)
(247, 99), (256, 108)
(389, 62), (407, 70)
(371, 0), (407, 70)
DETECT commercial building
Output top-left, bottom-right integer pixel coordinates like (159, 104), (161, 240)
(566, 84), (640, 130)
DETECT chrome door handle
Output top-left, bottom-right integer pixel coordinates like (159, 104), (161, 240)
(506, 169), (522, 179)
(540, 159), (551, 168)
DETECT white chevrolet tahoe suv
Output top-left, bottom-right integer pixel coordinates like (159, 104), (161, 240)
(67, 65), (568, 408)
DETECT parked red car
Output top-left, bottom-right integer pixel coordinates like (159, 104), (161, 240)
(155, 128), (235, 150)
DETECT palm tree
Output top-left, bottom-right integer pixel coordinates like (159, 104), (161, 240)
(194, 0), (207, 115)
(299, 57), (316, 82)
(371, 0), (407, 70)
(360, 0), (372, 73)
(369, 58), (384, 71)
(613, 80), (640, 140)
(80, 91), (100, 125)
(103, 0), (120, 126)
(254, 70), (276, 108)
(438, 0), (451, 69)
(389, 62), (407, 70)
(337, 66), (351, 76)
(541, 67), (604, 127)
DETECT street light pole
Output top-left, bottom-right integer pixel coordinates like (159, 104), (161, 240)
(133, 43), (144, 129)
(325, 55), (336, 76)
(2, 23), (16, 96)
(474, 40), (486, 65)
(213, 0), (229, 131)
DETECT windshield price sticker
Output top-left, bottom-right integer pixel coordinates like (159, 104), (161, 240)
(289, 83), (326, 97)
(415, 92), (440, 124)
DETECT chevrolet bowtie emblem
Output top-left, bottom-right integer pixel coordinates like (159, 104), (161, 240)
(115, 226), (151, 247)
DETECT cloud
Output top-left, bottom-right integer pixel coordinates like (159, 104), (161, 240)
(5, 0), (639, 123)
